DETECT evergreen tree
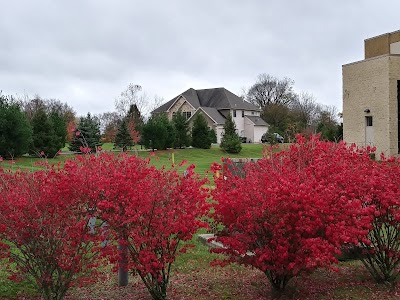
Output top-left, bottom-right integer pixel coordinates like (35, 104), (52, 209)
(49, 110), (67, 152)
(191, 113), (211, 149)
(0, 95), (32, 158)
(126, 104), (144, 131)
(172, 111), (189, 148)
(209, 128), (217, 144)
(316, 111), (341, 142)
(141, 114), (172, 151)
(69, 113), (102, 153)
(31, 107), (60, 157)
(220, 113), (242, 153)
(114, 119), (133, 151)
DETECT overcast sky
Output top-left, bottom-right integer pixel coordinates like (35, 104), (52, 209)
(1, 0), (399, 116)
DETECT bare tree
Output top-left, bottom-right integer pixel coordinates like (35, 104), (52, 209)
(147, 95), (164, 116)
(318, 105), (339, 124)
(96, 111), (121, 143)
(246, 74), (297, 108)
(290, 92), (321, 129)
(115, 83), (148, 117)
(97, 111), (121, 134)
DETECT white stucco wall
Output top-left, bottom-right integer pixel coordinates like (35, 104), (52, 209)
(232, 109), (261, 137)
(232, 109), (245, 136)
(254, 126), (268, 143)
(244, 117), (254, 142)
(215, 125), (224, 144)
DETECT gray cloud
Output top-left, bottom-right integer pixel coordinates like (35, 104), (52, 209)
(1, 0), (399, 115)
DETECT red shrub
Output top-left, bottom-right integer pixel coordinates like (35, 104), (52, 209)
(0, 166), (105, 300)
(211, 135), (374, 292)
(63, 153), (210, 300)
(356, 155), (400, 283)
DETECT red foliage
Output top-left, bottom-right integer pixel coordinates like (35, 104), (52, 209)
(355, 155), (400, 283)
(0, 166), (105, 300)
(63, 153), (210, 300)
(102, 124), (118, 143)
(67, 120), (77, 143)
(211, 135), (374, 291)
(127, 118), (140, 144)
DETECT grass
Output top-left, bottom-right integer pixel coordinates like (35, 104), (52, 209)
(1, 143), (274, 176)
(0, 259), (38, 299)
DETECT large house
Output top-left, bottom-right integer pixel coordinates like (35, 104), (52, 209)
(152, 87), (269, 143)
(343, 30), (400, 156)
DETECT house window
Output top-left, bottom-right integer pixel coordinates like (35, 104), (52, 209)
(242, 110), (244, 117)
(366, 116), (373, 126)
(233, 110), (236, 117)
(251, 111), (254, 115)
(183, 111), (191, 120)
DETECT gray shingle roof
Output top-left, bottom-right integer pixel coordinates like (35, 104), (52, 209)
(152, 87), (260, 114)
(245, 116), (269, 126)
(197, 88), (260, 111)
(198, 107), (226, 124)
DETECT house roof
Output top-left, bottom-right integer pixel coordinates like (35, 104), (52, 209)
(197, 107), (226, 124)
(152, 87), (260, 113)
(245, 116), (269, 126)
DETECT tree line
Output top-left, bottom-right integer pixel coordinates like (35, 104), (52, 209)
(243, 73), (342, 142)
(0, 74), (342, 159)
(0, 94), (74, 159)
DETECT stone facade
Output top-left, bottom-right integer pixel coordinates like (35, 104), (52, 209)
(343, 30), (400, 156)
(167, 96), (195, 120)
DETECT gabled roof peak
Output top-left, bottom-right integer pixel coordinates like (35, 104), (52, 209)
(152, 87), (260, 114)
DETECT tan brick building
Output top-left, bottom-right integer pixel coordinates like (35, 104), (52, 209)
(343, 30), (400, 156)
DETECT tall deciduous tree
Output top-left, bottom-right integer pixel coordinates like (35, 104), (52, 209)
(172, 111), (189, 148)
(98, 111), (121, 143)
(245, 73), (296, 108)
(0, 95), (32, 159)
(115, 84), (147, 117)
(220, 113), (241, 154)
(191, 113), (211, 149)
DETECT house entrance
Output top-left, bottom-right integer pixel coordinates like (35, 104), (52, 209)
(365, 116), (373, 146)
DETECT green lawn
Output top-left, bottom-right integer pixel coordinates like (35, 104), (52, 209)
(1, 143), (275, 176)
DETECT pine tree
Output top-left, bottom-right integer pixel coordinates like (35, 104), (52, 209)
(141, 114), (171, 151)
(114, 120), (133, 151)
(172, 111), (189, 148)
(209, 128), (217, 144)
(191, 114), (211, 149)
(30, 107), (59, 157)
(49, 110), (67, 152)
(126, 104), (144, 131)
(220, 113), (242, 153)
(0, 95), (32, 158)
(69, 113), (102, 153)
